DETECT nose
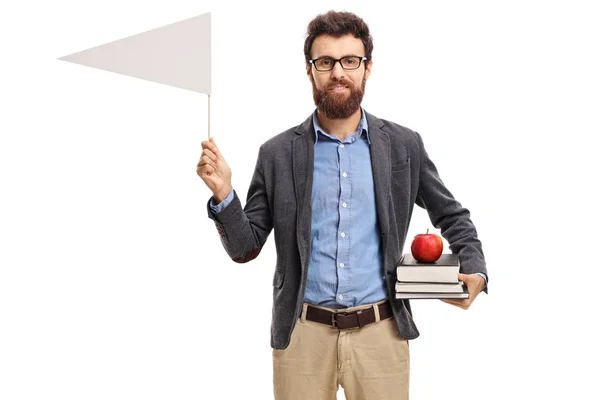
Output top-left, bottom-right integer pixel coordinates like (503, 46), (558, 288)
(330, 60), (347, 79)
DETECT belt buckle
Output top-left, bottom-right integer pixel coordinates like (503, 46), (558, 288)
(331, 312), (344, 328)
(332, 310), (362, 329)
(331, 311), (347, 328)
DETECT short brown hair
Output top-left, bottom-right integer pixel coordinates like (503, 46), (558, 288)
(304, 11), (373, 65)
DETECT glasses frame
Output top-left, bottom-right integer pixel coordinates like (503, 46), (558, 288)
(309, 56), (368, 72)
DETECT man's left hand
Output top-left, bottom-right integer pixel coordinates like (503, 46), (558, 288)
(441, 273), (485, 310)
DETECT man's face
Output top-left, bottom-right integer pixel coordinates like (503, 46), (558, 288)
(307, 34), (372, 119)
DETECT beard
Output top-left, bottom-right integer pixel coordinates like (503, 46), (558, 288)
(311, 76), (366, 119)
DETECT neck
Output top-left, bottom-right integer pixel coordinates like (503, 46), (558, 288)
(316, 108), (362, 141)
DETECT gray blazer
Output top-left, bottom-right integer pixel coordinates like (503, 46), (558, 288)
(207, 111), (487, 349)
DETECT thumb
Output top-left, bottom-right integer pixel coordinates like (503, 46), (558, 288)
(458, 273), (467, 282)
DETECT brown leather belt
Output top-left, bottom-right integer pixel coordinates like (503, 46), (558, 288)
(305, 301), (393, 329)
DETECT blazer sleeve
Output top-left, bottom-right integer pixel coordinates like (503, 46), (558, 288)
(414, 132), (488, 291)
(206, 145), (273, 263)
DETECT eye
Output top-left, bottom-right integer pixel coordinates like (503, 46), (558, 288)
(317, 58), (333, 67)
(342, 57), (359, 66)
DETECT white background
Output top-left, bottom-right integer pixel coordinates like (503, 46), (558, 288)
(1, 0), (599, 399)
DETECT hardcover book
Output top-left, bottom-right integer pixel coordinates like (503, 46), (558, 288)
(395, 286), (469, 299)
(395, 281), (465, 293)
(396, 253), (460, 283)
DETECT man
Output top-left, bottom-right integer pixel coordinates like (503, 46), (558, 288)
(197, 10), (487, 400)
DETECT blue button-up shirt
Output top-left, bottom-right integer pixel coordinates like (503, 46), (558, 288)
(303, 109), (387, 308)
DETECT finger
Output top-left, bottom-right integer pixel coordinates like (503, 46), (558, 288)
(465, 279), (481, 299)
(198, 163), (216, 178)
(198, 155), (214, 167)
(441, 299), (461, 306)
(202, 148), (217, 162)
(467, 290), (478, 303)
(198, 162), (219, 180)
(208, 137), (223, 159)
(197, 165), (208, 178)
(441, 299), (469, 309)
(197, 162), (210, 174)
(201, 140), (220, 159)
(458, 273), (467, 282)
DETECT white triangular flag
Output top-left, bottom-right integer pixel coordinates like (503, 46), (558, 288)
(58, 12), (211, 95)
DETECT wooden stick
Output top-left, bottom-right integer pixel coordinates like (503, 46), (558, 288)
(208, 94), (211, 139)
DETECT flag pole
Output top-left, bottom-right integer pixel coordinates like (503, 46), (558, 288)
(208, 94), (211, 139)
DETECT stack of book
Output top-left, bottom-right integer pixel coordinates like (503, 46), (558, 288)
(395, 253), (469, 299)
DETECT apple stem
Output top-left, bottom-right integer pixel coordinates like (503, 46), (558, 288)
(427, 229), (429, 234)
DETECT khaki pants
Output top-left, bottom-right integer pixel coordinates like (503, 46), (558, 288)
(273, 300), (410, 400)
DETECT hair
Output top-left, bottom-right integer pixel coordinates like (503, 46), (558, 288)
(304, 10), (373, 65)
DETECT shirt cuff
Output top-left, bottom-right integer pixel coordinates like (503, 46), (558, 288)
(475, 272), (488, 287)
(209, 189), (234, 213)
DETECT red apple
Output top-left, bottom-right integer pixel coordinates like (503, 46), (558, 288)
(410, 229), (443, 263)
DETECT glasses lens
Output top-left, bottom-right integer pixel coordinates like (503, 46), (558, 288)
(315, 58), (334, 71)
(341, 56), (361, 69)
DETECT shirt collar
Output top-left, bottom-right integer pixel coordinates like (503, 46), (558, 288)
(312, 108), (371, 145)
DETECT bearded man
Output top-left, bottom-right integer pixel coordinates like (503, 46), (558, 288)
(197, 10), (488, 400)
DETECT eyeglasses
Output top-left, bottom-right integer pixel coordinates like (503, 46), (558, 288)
(309, 56), (368, 71)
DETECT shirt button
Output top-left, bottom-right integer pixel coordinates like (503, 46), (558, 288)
(340, 144), (345, 149)
(340, 232), (346, 238)
(342, 202), (347, 208)
(338, 295), (344, 301)
(342, 172), (348, 178)
(339, 263), (345, 268)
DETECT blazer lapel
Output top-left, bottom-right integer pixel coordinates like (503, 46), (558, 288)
(292, 115), (315, 272)
(366, 112), (391, 239)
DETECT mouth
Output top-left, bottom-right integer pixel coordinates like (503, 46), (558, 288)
(328, 85), (349, 93)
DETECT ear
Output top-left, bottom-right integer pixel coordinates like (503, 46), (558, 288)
(364, 60), (373, 81)
(307, 63), (317, 85)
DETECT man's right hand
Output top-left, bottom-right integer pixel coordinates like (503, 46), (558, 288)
(197, 137), (233, 203)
